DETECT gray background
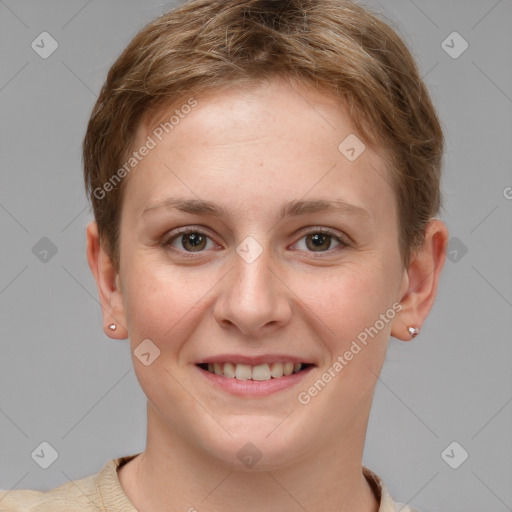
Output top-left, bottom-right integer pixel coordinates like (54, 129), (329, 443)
(1, 1), (511, 510)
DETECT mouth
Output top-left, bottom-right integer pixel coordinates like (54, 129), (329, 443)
(195, 358), (315, 397)
(197, 361), (314, 380)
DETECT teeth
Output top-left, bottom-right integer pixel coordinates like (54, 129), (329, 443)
(235, 364), (252, 380)
(269, 362), (283, 378)
(203, 362), (305, 379)
(252, 364), (271, 381)
(283, 362), (294, 376)
(223, 362), (236, 378)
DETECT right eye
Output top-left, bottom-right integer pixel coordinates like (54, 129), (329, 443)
(163, 228), (218, 254)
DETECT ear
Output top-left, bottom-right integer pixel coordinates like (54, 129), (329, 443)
(86, 221), (128, 339)
(391, 219), (448, 341)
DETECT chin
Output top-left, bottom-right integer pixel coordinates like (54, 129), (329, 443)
(202, 415), (308, 472)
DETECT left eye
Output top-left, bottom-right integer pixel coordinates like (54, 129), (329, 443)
(293, 230), (345, 252)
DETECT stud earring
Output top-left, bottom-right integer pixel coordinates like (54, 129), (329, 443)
(407, 326), (419, 338)
(108, 323), (117, 331)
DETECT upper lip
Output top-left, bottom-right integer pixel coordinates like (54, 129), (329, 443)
(195, 354), (315, 366)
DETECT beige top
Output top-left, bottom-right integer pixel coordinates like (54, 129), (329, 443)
(0, 454), (418, 511)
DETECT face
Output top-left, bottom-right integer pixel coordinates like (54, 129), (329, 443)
(114, 78), (408, 469)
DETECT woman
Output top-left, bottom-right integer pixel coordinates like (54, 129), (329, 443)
(0, 0), (448, 510)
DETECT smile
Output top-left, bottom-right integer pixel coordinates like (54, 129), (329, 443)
(198, 362), (311, 380)
(195, 360), (315, 397)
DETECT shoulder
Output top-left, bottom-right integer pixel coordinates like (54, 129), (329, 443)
(0, 455), (139, 512)
(0, 474), (100, 512)
(363, 466), (421, 512)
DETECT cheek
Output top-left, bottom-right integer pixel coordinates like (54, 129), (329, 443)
(294, 267), (394, 417)
(121, 258), (216, 343)
(297, 262), (395, 345)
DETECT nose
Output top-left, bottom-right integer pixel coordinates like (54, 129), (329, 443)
(213, 244), (292, 336)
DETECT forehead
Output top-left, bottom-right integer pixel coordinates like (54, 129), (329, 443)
(124, 78), (396, 229)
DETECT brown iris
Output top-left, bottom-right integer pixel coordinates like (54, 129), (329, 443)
(305, 233), (332, 251)
(181, 232), (207, 251)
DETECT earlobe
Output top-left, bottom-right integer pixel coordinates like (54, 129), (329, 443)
(86, 221), (128, 340)
(391, 219), (448, 341)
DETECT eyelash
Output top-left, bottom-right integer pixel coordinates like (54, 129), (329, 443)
(162, 227), (350, 257)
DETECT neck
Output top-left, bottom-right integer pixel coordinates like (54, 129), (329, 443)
(118, 403), (379, 512)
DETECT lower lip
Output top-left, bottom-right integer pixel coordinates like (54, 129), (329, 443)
(195, 365), (314, 397)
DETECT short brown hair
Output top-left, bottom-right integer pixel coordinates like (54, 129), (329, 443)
(83, 0), (443, 270)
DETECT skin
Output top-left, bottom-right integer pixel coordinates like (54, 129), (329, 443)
(87, 77), (448, 512)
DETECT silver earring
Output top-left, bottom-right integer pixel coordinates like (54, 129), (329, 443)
(108, 323), (117, 331)
(408, 326), (419, 338)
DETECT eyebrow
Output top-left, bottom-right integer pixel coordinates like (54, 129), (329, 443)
(142, 197), (370, 222)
